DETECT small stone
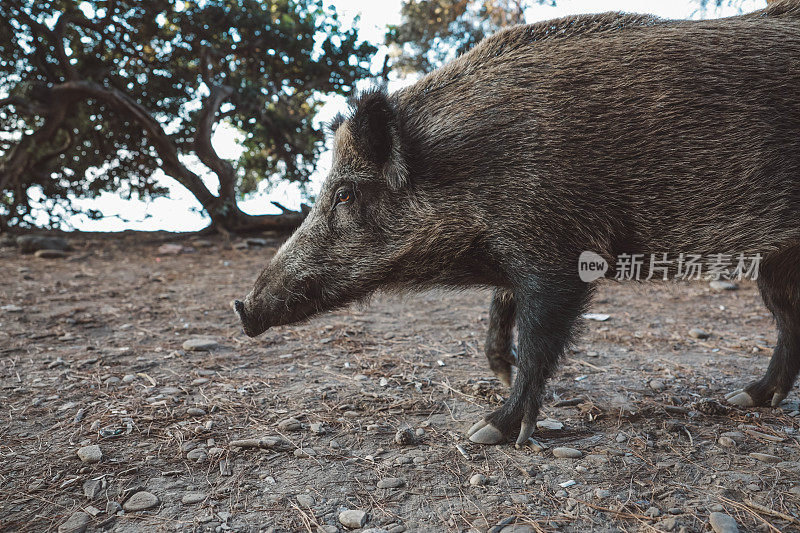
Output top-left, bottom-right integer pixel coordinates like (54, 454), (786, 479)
(649, 379), (666, 391)
(499, 526), (536, 533)
(749, 452), (781, 463)
(387, 526), (406, 533)
(35, 249), (67, 259)
(186, 448), (207, 462)
(645, 506), (661, 518)
(710, 280), (738, 291)
(58, 511), (90, 533)
(191, 378), (210, 386)
(105, 502), (121, 515)
(552, 447), (582, 459)
(296, 494), (315, 508)
(83, 478), (102, 500)
(278, 417), (302, 431)
(318, 526), (339, 533)
(536, 419), (564, 430)
(122, 374), (136, 383)
(187, 408), (206, 417)
(309, 422), (325, 434)
(181, 492), (206, 504)
(394, 428), (417, 445)
(17, 235), (69, 254)
(594, 488), (611, 499)
(377, 477), (404, 489)
(1, 305), (23, 313)
(470, 474), (487, 486)
(157, 243), (184, 255)
(83, 506), (102, 518)
(182, 338), (218, 351)
(76, 445), (102, 464)
(718, 436), (736, 447)
(689, 328), (710, 339)
(123, 491), (159, 512)
(338, 509), (368, 529)
(709, 512), (739, 533)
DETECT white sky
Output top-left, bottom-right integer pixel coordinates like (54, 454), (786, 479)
(54, 0), (766, 232)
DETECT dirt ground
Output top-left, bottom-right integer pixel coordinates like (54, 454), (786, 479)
(1, 231), (799, 533)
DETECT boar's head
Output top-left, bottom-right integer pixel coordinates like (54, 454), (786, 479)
(233, 89), (490, 337)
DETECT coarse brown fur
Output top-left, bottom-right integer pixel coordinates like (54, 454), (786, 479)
(235, 1), (800, 445)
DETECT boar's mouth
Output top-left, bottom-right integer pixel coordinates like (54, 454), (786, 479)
(232, 299), (267, 338)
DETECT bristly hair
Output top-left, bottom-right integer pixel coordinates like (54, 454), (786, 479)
(327, 112), (346, 135)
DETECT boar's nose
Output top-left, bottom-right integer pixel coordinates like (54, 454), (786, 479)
(231, 299), (268, 338)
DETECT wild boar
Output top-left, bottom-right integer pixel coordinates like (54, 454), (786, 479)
(234, 1), (800, 446)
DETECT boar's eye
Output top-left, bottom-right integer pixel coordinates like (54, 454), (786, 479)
(334, 187), (353, 207)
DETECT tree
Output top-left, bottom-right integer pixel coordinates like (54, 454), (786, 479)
(385, 0), (546, 76)
(385, 0), (764, 77)
(0, 0), (375, 232)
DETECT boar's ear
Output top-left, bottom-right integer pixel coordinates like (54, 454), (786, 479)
(349, 89), (408, 189)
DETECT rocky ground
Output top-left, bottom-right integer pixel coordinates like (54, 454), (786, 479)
(0, 231), (799, 533)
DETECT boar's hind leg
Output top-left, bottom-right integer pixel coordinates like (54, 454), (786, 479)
(468, 281), (591, 445)
(727, 248), (800, 408)
(485, 289), (517, 387)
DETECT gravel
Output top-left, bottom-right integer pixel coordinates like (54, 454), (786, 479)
(709, 512), (739, 533)
(123, 491), (160, 512)
(76, 445), (102, 464)
(339, 509), (368, 529)
(552, 447), (582, 459)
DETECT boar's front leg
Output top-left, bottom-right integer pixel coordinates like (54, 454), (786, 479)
(468, 280), (592, 445)
(485, 289), (517, 387)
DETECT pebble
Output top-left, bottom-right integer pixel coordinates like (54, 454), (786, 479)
(186, 449), (207, 462)
(377, 477), (405, 489)
(710, 280), (738, 291)
(537, 419), (564, 430)
(338, 509), (368, 529)
(76, 445), (102, 464)
(649, 379), (666, 391)
(296, 494), (315, 508)
(645, 507), (661, 518)
(17, 235), (69, 253)
(709, 512), (739, 533)
(1, 305), (23, 312)
(58, 511), (90, 533)
(594, 488), (611, 499)
(123, 491), (160, 512)
(187, 407), (206, 417)
(182, 338), (219, 351)
(181, 492), (206, 504)
(498, 526), (536, 533)
(749, 452), (781, 463)
(552, 447), (582, 459)
(394, 428), (417, 445)
(34, 249), (67, 258)
(318, 526), (339, 533)
(83, 478), (102, 500)
(718, 436), (736, 447)
(191, 378), (210, 386)
(470, 474), (487, 486)
(689, 328), (710, 339)
(278, 417), (302, 431)
(387, 525), (406, 533)
(309, 422), (325, 434)
(122, 374), (136, 383)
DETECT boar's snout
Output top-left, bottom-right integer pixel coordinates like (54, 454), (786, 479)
(231, 298), (269, 338)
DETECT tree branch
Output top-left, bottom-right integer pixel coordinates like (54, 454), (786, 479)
(195, 84), (237, 201)
(52, 80), (221, 213)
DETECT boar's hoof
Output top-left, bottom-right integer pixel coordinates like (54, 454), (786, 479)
(515, 421), (536, 447)
(467, 420), (505, 445)
(771, 391), (787, 407)
(725, 389), (755, 407)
